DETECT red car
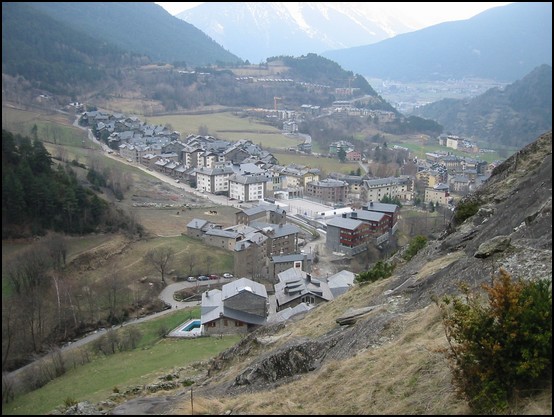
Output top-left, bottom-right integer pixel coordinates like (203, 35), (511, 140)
(209, 274), (219, 280)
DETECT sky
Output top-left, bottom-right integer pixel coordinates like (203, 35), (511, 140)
(155, 2), (514, 29)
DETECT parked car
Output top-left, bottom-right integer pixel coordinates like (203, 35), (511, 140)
(209, 274), (219, 280)
(197, 275), (209, 281)
(223, 273), (233, 279)
(187, 276), (197, 282)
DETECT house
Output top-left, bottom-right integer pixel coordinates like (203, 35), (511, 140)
(236, 204), (287, 225)
(327, 173), (364, 199)
(186, 218), (212, 239)
(346, 150), (362, 161)
(343, 210), (389, 239)
(325, 216), (371, 256)
(272, 164), (320, 198)
(362, 176), (414, 202)
(274, 268), (333, 311)
(268, 253), (312, 282)
(201, 278), (268, 336)
(305, 178), (348, 204)
(250, 221), (301, 258)
(203, 227), (244, 251)
(228, 172), (269, 202)
(195, 165), (234, 194)
(233, 231), (268, 280)
(326, 270), (356, 298)
(266, 303), (314, 324)
(361, 201), (399, 231)
(425, 183), (450, 206)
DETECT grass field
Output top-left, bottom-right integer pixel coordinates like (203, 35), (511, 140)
(2, 106), (87, 145)
(273, 150), (361, 174)
(145, 111), (301, 149)
(2, 308), (241, 415)
(389, 137), (504, 163)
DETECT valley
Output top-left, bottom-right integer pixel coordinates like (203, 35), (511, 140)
(2, 2), (551, 415)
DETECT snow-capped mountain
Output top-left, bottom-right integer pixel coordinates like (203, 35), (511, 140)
(176, 2), (419, 63)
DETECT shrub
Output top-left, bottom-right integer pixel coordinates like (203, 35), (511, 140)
(453, 199), (480, 224)
(436, 269), (552, 414)
(63, 396), (78, 407)
(403, 235), (427, 261)
(355, 260), (394, 284)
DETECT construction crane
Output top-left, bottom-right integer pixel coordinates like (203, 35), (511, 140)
(274, 96), (282, 111)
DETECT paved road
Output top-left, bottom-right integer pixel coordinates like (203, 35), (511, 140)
(6, 278), (232, 382)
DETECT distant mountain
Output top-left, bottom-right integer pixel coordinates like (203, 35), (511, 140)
(176, 2), (417, 64)
(21, 2), (242, 66)
(412, 65), (553, 149)
(323, 2), (552, 83)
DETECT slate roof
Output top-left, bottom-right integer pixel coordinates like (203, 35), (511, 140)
(326, 217), (364, 230)
(266, 303), (314, 324)
(187, 218), (210, 230)
(200, 278), (267, 326)
(250, 221), (301, 238)
(274, 268), (333, 308)
(327, 270), (356, 298)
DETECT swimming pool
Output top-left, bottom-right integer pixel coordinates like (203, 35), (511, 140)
(180, 319), (201, 332)
(168, 319), (203, 338)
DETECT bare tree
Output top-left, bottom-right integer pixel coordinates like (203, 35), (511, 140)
(145, 247), (175, 284)
(203, 254), (214, 275)
(104, 272), (126, 324)
(45, 233), (68, 271)
(6, 247), (52, 353)
(183, 252), (197, 277)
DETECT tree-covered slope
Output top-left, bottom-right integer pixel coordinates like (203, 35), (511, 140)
(22, 2), (243, 66)
(412, 65), (553, 148)
(2, 2), (141, 95)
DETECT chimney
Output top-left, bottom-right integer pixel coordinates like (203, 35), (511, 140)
(342, 213), (347, 218)
(306, 273), (311, 283)
(351, 212), (357, 219)
(370, 201), (374, 207)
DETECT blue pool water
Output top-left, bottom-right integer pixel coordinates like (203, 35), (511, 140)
(180, 319), (201, 332)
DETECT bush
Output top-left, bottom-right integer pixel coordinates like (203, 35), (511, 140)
(436, 269), (552, 414)
(355, 260), (394, 284)
(403, 235), (427, 261)
(453, 199), (480, 224)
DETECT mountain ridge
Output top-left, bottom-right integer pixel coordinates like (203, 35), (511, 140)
(323, 2), (552, 83)
(412, 64), (553, 149)
(19, 2), (242, 66)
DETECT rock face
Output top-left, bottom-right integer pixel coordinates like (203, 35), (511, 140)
(202, 131), (552, 396)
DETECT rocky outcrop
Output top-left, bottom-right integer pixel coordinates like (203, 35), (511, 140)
(474, 235), (511, 258)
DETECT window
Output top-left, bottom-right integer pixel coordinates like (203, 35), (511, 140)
(235, 321), (244, 327)
(302, 295), (316, 305)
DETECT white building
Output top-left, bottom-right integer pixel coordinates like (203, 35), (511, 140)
(229, 173), (270, 202)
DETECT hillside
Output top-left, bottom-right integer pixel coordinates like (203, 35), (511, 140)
(19, 2), (242, 66)
(58, 131), (551, 415)
(412, 64), (553, 149)
(323, 2), (552, 83)
(1, 2), (141, 96)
